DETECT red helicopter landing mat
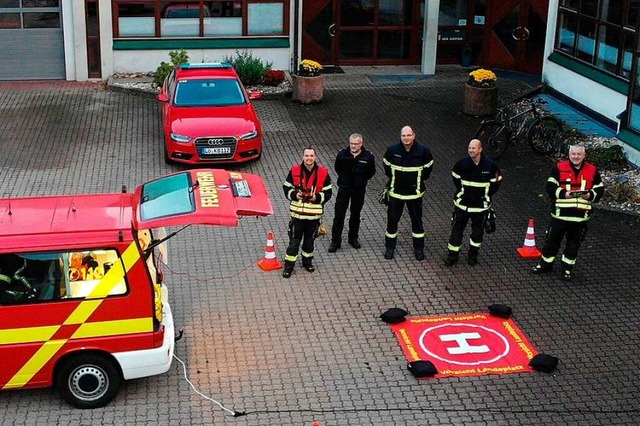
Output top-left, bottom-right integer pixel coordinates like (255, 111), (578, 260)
(390, 313), (539, 378)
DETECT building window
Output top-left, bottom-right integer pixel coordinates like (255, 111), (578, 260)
(112, 0), (288, 38)
(554, 0), (638, 80)
(0, 0), (60, 29)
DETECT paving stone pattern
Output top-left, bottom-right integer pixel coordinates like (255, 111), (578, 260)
(0, 72), (639, 425)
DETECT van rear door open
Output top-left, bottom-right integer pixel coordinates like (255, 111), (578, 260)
(133, 169), (273, 229)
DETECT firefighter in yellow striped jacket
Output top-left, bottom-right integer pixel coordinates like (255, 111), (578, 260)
(531, 144), (604, 282)
(444, 139), (502, 267)
(282, 147), (333, 278)
(382, 126), (434, 261)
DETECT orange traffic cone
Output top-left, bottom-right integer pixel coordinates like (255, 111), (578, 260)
(517, 219), (542, 258)
(258, 231), (283, 271)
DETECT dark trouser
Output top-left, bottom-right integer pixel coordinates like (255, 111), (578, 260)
(331, 187), (366, 243)
(447, 208), (485, 258)
(385, 197), (424, 251)
(285, 218), (319, 268)
(540, 218), (588, 271)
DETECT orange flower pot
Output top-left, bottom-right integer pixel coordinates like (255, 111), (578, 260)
(463, 83), (498, 116)
(292, 74), (325, 104)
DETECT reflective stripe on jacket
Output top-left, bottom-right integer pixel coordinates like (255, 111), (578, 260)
(547, 160), (604, 222)
(283, 163), (332, 220)
(383, 142), (434, 200)
(452, 154), (502, 212)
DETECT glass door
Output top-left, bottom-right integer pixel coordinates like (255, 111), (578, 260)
(301, 0), (336, 65)
(338, 0), (419, 64)
(86, 0), (101, 78)
(301, 0), (422, 66)
(483, 0), (548, 73)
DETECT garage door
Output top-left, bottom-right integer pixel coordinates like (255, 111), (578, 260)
(0, 0), (65, 80)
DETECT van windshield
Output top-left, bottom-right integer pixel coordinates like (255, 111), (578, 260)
(139, 173), (196, 221)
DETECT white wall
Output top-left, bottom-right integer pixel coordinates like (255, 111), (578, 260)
(112, 48), (291, 74)
(421, 0), (439, 75)
(543, 61), (627, 124)
(542, 0), (625, 122)
(542, 0), (640, 165)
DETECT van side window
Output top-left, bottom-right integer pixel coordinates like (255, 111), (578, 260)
(66, 250), (127, 298)
(0, 249), (127, 305)
(0, 253), (62, 304)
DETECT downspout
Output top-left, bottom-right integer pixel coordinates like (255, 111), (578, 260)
(292, 0), (300, 73)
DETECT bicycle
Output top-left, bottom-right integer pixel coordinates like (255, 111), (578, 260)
(475, 97), (564, 160)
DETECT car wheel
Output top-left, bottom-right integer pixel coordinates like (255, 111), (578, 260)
(55, 353), (122, 409)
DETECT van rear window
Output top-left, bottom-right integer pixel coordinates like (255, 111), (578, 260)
(139, 173), (196, 220)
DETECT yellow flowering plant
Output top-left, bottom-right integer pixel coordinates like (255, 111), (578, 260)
(298, 59), (323, 77)
(468, 68), (497, 88)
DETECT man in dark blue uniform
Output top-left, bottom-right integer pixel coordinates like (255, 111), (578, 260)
(444, 139), (502, 266)
(328, 133), (376, 252)
(382, 126), (434, 260)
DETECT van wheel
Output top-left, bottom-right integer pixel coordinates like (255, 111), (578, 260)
(56, 353), (121, 409)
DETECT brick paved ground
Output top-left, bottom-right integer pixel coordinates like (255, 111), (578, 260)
(0, 70), (639, 425)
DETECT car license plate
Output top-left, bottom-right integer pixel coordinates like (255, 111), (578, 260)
(202, 147), (231, 155)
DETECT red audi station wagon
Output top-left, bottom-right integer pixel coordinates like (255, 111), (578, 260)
(157, 63), (263, 165)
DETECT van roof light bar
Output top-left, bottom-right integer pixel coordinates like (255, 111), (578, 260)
(180, 62), (232, 69)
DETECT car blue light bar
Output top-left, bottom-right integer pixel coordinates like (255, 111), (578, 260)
(180, 62), (232, 69)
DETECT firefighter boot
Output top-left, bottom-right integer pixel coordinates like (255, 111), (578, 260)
(560, 262), (573, 282)
(282, 261), (294, 279)
(467, 247), (479, 266)
(302, 258), (315, 273)
(384, 237), (396, 260)
(531, 261), (553, 274)
(384, 247), (395, 260)
(328, 241), (341, 253)
(444, 251), (459, 267)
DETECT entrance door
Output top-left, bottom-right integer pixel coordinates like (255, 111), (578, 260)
(483, 0), (548, 74)
(86, 0), (101, 78)
(301, 0), (336, 65)
(301, 0), (422, 66)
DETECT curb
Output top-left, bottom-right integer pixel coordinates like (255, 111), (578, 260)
(106, 75), (291, 100)
(106, 76), (159, 99)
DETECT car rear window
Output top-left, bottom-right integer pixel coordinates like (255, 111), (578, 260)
(174, 78), (245, 107)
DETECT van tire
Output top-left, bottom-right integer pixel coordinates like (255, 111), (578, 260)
(56, 353), (122, 409)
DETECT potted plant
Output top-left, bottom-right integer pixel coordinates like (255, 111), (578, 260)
(463, 68), (498, 116)
(292, 59), (325, 104)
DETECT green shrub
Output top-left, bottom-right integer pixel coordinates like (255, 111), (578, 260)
(153, 49), (190, 87)
(223, 50), (272, 86)
(587, 145), (628, 171)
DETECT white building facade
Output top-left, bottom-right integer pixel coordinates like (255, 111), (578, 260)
(542, 0), (640, 164)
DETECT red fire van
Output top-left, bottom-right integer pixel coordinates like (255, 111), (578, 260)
(0, 169), (272, 408)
